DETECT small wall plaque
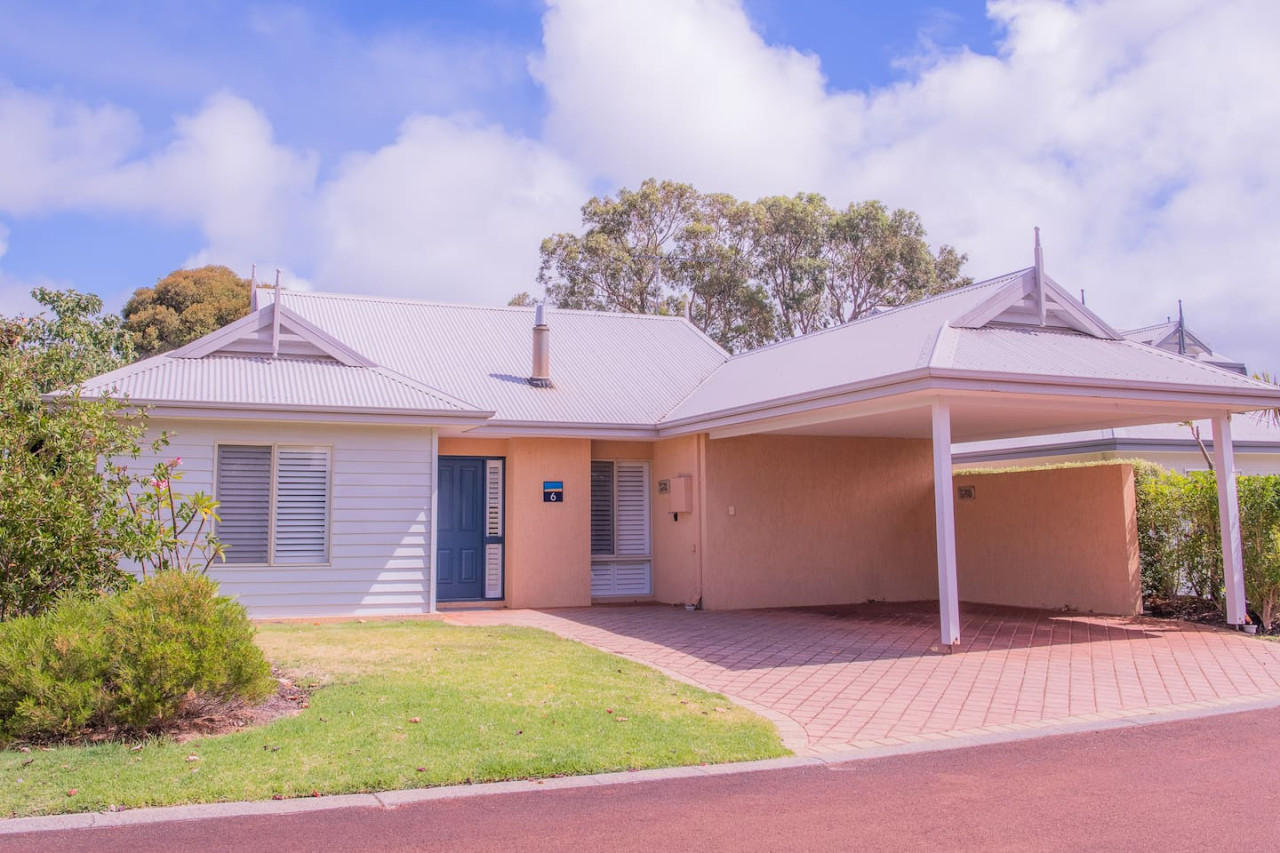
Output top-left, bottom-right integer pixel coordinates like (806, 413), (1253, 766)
(543, 481), (563, 502)
(658, 479), (671, 494)
(957, 485), (976, 501)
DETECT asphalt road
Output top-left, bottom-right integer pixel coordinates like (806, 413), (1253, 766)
(6, 707), (1279, 852)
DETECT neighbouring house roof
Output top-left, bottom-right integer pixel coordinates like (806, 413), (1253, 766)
(1120, 319), (1247, 374)
(954, 415), (1280, 465)
(79, 258), (1280, 437)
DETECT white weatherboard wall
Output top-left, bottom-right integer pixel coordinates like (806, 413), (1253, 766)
(124, 419), (435, 618)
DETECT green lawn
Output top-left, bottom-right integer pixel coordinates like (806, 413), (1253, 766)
(1, 620), (787, 818)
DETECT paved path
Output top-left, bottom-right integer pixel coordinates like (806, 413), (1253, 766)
(447, 603), (1280, 753)
(7, 705), (1279, 852)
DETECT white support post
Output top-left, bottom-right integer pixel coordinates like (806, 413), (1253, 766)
(427, 428), (440, 615)
(1212, 415), (1247, 625)
(932, 401), (961, 647)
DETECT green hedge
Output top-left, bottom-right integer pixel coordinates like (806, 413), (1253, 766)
(1135, 461), (1280, 630)
(0, 571), (274, 742)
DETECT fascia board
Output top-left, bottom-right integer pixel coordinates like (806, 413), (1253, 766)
(117, 400), (497, 426)
(275, 306), (376, 368)
(1040, 275), (1123, 339)
(951, 272), (1035, 328)
(169, 308), (273, 358)
(462, 421), (661, 439)
(657, 368), (1280, 437)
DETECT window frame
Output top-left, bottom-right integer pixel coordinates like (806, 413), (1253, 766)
(214, 442), (334, 567)
(589, 459), (652, 598)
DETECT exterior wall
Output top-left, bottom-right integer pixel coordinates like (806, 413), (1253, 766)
(953, 464), (1141, 615)
(503, 437), (592, 608)
(650, 435), (703, 606)
(129, 419), (435, 619)
(701, 435), (937, 610)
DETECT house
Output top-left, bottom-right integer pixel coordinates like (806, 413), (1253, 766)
(82, 241), (1280, 646)
(954, 318), (1280, 473)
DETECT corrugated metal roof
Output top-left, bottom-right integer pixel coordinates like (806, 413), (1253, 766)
(660, 270), (1025, 423)
(269, 291), (728, 425)
(946, 326), (1268, 388)
(80, 354), (483, 413)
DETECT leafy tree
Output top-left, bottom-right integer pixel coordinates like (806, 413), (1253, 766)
(1, 289), (143, 618)
(825, 201), (971, 324)
(537, 179), (697, 316)
(534, 180), (970, 352)
(673, 193), (776, 351)
(751, 193), (830, 339)
(0, 289), (224, 620)
(122, 265), (251, 357)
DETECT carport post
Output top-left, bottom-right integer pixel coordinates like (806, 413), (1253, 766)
(1212, 415), (1247, 625)
(932, 401), (961, 647)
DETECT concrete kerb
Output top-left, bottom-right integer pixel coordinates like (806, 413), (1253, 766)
(5, 691), (1280, 837)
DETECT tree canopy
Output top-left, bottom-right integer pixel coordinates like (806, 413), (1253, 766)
(1, 289), (142, 617)
(122, 265), (252, 357)
(534, 179), (971, 352)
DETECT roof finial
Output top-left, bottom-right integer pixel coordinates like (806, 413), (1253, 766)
(1033, 227), (1046, 326)
(1177, 299), (1186, 355)
(271, 269), (283, 358)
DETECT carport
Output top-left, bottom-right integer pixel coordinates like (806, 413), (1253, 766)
(658, 243), (1280, 646)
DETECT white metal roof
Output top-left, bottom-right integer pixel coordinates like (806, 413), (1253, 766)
(79, 353), (485, 415)
(79, 264), (1280, 435)
(267, 290), (728, 427)
(661, 269), (1276, 427)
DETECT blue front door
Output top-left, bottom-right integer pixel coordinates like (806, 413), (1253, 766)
(437, 457), (486, 601)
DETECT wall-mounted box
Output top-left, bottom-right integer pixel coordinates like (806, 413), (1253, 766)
(662, 474), (693, 517)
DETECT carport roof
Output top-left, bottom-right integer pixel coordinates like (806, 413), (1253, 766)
(658, 266), (1278, 439)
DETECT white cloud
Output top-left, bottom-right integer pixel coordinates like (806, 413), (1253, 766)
(2, 0), (1279, 370)
(532, 0), (1280, 370)
(316, 115), (587, 301)
(535, 0), (852, 196)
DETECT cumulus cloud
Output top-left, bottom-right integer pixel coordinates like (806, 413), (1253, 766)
(316, 115), (586, 301)
(1, 0), (1278, 369)
(533, 0), (1280, 369)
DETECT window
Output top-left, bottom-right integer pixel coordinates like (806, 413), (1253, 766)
(590, 460), (651, 596)
(216, 445), (330, 564)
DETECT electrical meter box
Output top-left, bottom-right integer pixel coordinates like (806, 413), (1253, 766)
(660, 474), (693, 516)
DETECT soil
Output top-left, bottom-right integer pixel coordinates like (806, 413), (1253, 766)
(1144, 595), (1280, 636)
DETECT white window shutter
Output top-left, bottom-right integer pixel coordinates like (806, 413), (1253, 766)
(273, 447), (330, 564)
(485, 460), (503, 537)
(485, 459), (503, 598)
(216, 445), (272, 564)
(614, 462), (650, 556)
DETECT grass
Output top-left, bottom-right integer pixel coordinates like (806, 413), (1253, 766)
(1, 620), (787, 818)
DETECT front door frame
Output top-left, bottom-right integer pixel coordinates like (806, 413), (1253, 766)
(435, 454), (505, 603)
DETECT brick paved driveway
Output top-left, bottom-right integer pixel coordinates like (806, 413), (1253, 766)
(445, 603), (1280, 754)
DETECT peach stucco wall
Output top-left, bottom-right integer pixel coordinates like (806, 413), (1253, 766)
(953, 464), (1141, 615)
(438, 436), (592, 609)
(700, 435), (937, 610)
(651, 435), (703, 605)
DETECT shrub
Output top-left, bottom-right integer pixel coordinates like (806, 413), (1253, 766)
(0, 572), (274, 742)
(1135, 461), (1280, 630)
(0, 597), (113, 739)
(104, 571), (273, 728)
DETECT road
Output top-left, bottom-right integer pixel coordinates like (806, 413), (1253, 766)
(5, 707), (1278, 852)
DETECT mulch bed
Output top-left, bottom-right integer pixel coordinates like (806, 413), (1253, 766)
(1145, 595), (1279, 636)
(8, 669), (312, 749)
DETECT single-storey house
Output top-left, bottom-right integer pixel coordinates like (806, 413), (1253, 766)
(956, 319), (1280, 474)
(82, 242), (1280, 645)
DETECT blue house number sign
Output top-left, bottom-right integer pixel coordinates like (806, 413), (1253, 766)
(543, 481), (564, 502)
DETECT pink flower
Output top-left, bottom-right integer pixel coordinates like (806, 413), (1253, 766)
(151, 478), (169, 490)
(167, 456), (182, 468)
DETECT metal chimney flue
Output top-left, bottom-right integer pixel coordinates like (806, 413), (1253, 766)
(529, 303), (551, 388)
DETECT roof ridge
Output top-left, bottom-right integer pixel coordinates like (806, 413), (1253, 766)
(280, 289), (694, 322)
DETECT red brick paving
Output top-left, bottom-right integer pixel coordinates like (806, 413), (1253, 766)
(445, 602), (1280, 753)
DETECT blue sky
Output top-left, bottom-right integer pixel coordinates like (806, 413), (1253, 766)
(1, 0), (1277, 370)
